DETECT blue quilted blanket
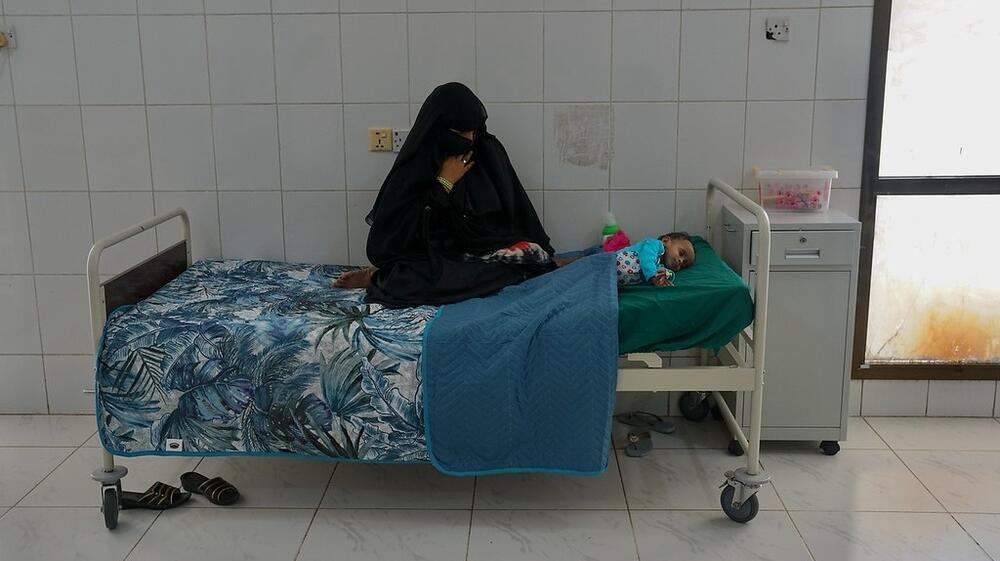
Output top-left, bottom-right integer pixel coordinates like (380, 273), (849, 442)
(422, 252), (620, 475)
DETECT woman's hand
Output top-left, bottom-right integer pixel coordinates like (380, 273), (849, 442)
(438, 151), (474, 185)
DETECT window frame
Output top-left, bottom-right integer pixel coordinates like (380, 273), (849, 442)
(853, 0), (1000, 380)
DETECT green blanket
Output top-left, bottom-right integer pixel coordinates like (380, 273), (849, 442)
(618, 236), (752, 354)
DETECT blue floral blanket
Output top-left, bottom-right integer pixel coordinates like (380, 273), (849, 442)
(423, 252), (619, 475)
(96, 260), (435, 462)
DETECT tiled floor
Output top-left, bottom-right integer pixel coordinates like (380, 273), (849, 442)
(2, 415), (1000, 561)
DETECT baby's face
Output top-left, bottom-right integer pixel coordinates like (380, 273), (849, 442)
(662, 239), (695, 271)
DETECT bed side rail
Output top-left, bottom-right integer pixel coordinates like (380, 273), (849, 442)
(706, 178), (770, 471)
(87, 208), (191, 350)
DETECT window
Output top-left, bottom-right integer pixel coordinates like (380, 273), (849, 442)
(856, 0), (1000, 379)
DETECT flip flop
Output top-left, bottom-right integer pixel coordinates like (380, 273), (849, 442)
(120, 482), (191, 510)
(624, 430), (653, 458)
(180, 472), (240, 506)
(615, 411), (676, 435)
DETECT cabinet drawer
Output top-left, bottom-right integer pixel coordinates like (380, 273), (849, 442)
(751, 230), (856, 267)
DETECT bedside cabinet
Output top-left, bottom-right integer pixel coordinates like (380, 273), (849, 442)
(720, 203), (861, 455)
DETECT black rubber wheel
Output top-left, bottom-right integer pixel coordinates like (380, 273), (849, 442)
(820, 441), (841, 456)
(710, 406), (723, 421)
(102, 486), (119, 530)
(720, 485), (759, 523)
(728, 439), (745, 457)
(679, 392), (710, 422)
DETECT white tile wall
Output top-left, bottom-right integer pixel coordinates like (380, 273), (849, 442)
(206, 15), (275, 104)
(42, 355), (94, 414)
(17, 107), (87, 191)
(0, 108), (23, 189)
(138, 15), (210, 104)
(273, 14), (342, 104)
(0, 193), (33, 274)
(861, 380), (928, 417)
(81, 106), (151, 191)
(0, 356), (47, 414)
(6, 17), (79, 105)
(0, 2), (882, 413)
(927, 381), (997, 418)
(476, 13), (543, 103)
(73, 16), (144, 105)
(409, 13), (476, 102)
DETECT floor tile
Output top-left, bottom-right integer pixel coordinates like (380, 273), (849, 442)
(766, 449), (941, 512)
(899, 451), (1000, 513)
(612, 417), (730, 450)
(127, 508), (313, 561)
(298, 509), (471, 561)
(632, 510), (812, 561)
(0, 507), (156, 561)
(474, 453), (625, 509)
(322, 463), (474, 509)
(954, 514), (1000, 561)
(84, 431), (101, 447)
(867, 417), (1000, 451)
(0, 415), (96, 447)
(791, 511), (991, 561)
(841, 417), (889, 450)
(0, 448), (74, 506)
(468, 510), (638, 561)
(20, 447), (200, 507)
(191, 457), (335, 508)
(617, 448), (782, 510)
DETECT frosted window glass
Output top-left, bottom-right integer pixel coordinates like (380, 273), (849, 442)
(865, 195), (1000, 364)
(879, 1), (1000, 177)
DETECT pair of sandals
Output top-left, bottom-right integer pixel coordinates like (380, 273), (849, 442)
(616, 411), (675, 458)
(121, 472), (240, 510)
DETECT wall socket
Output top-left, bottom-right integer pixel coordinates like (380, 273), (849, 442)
(392, 129), (409, 153)
(0, 25), (15, 49)
(368, 127), (392, 152)
(765, 18), (789, 41)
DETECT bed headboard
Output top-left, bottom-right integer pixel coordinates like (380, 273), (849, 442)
(102, 241), (188, 315)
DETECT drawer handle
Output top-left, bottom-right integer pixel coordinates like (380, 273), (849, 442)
(785, 248), (821, 259)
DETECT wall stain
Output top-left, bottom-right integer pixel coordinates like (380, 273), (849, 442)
(553, 105), (613, 170)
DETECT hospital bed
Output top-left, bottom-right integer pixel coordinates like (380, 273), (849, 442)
(86, 178), (772, 529)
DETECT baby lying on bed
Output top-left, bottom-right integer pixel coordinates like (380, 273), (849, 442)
(615, 232), (695, 287)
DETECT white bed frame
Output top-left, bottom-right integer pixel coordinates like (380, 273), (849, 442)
(86, 178), (771, 528)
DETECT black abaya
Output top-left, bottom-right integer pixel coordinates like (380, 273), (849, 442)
(364, 83), (554, 307)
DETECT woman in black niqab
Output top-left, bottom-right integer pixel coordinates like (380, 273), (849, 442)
(342, 82), (555, 307)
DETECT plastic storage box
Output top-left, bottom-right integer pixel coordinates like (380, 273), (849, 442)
(754, 168), (838, 212)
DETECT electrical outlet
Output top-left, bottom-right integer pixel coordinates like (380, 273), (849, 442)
(765, 18), (789, 41)
(0, 25), (15, 49)
(368, 127), (392, 152)
(392, 129), (409, 153)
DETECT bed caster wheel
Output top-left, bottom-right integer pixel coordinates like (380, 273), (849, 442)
(720, 484), (759, 524)
(711, 406), (723, 421)
(679, 392), (710, 422)
(102, 483), (120, 530)
(728, 439), (745, 457)
(820, 441), (840, 456)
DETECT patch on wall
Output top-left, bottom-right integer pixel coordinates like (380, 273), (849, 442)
(553, 105), (613, 170)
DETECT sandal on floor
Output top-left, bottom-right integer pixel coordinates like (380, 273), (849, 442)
(615, 411), (676, 435)
(180, 472), (240, 506)
(624, 430), (653, 458)
(120, 482), (191, 510)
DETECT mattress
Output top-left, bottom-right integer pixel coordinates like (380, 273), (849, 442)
(617, 236), (753, 354)
(95, 239), (751, 459)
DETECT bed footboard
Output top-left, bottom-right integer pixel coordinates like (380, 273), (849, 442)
(87, 208), (191, 523)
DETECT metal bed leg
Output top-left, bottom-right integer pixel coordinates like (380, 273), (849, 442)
(91, 450), (127, 530)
